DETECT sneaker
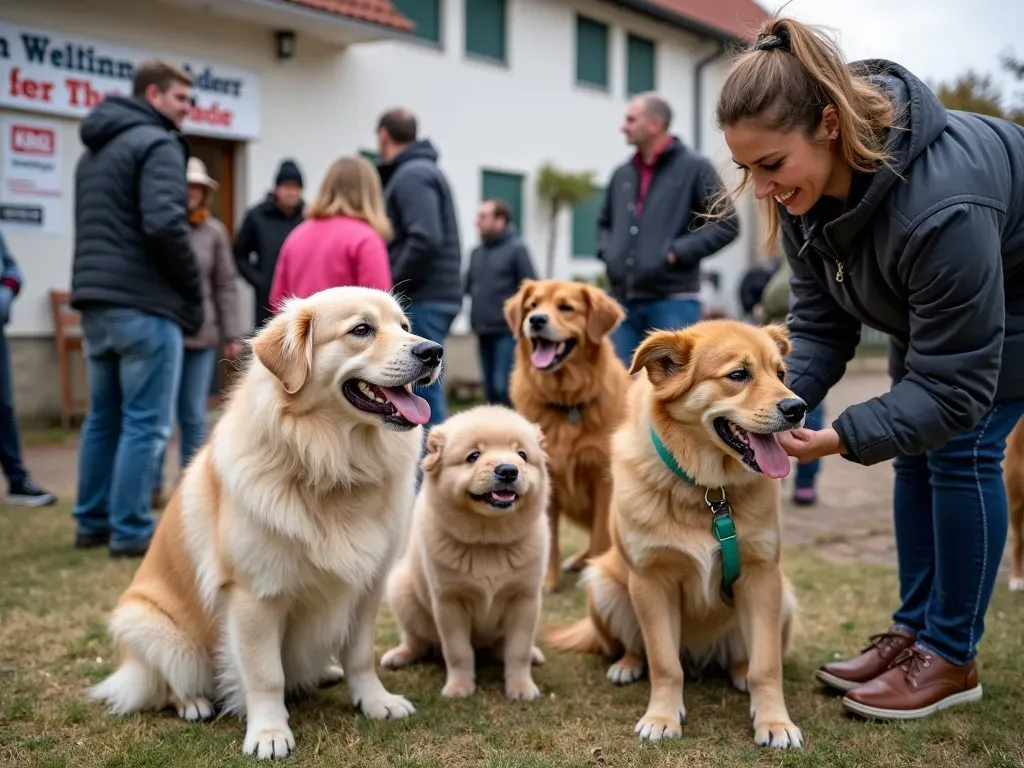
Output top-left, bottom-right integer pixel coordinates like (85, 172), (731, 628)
(792, 487), (817, 506)
(6, 479), (57, 507)
(75, 531), (110, 549)
(109, 540), (150, 559)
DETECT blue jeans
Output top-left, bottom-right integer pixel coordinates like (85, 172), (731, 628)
(0, 329), (28, 487)
(153, 347), (218, 493)
(405, 301), (458, 428)
(612, 298), (703, 367)
(477, 331), (515, 407)
(795, 402), (825, 490)
(891, 401), (1024, 665)
(72, 308), (182, 551)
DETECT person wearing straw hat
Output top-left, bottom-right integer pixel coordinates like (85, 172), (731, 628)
(152, 157), (244, 508)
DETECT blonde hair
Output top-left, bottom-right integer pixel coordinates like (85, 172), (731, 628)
(306, 156), (393, 242)
(714, 15), (901, 253)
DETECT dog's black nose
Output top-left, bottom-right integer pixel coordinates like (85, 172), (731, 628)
(528, 313), (548, 330)
(777, 397), (807, 424)
(411, 341), (443, 367)
(494, 463), (519, 483)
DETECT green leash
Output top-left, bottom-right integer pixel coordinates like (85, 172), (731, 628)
(649, 427), (741, 602)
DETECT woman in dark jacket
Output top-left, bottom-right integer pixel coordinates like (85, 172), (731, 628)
(717, 16), (1024, 721)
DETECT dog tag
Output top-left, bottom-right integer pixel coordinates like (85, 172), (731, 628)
(568, 407), (581, 425)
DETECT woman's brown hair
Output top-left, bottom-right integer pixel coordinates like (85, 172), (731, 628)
(715, 15), (901, 252)
(306, 156), (393, 242)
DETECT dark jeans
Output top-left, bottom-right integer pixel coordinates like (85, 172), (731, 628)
(891, 401), (1024, 665)
(795, 402), (825, 490)
(153, 347), (218, 493)
(405, 301), (458, 428)
(477, 331), (515, 407)
(0, 329), (27, 487)
(612, 297), (703, 367)
(72, 308), (182, 550)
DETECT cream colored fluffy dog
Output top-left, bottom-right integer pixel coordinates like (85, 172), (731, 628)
(381, 405), (551, 701)
(89, 287), (443, 760)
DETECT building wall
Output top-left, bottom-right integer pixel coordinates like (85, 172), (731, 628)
(0, 0), (757, 424)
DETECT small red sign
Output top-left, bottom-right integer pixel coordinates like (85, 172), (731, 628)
(10, 125), (55, 156)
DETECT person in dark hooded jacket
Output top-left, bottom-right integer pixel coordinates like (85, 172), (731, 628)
(70, 60), (202, 559)
(718, 17), (1024, 725)
(233, 160), (305, 330)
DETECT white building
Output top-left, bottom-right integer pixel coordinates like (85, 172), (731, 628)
(0, 0), (767, 423)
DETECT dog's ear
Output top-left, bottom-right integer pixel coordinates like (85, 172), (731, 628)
(629, 329), (694, 386)
(420, 428), (446, 473)
(251, 303), (315, 395)
(584, 286), (625, 345)
(762, 323), (792, 358)
(503, 280), (535, 340)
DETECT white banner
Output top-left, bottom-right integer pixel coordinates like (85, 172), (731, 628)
(0, 115), (62, 236)
(0, 22), (261, 140)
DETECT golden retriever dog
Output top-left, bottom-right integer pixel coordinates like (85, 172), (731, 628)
(548, 320), (805, 749)
(1007, 418), (1024, 592)
(503, 279), (629, 593)
(89, 287), (443, 760)
(381, 405), (551, 700)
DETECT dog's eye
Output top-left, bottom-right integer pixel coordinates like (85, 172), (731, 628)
(350, 323), (373, 337)
(517, 450), (528, 462)
(401, 322), (410, 333)
(466, 451), (480, 463)
(727, 368), (750, 382)
(777, 369), (786, 382)
(557, 304), (573, 313)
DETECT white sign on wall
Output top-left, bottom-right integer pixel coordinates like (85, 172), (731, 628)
(0, 114), (62, 236)
(0, 22), (261, 140)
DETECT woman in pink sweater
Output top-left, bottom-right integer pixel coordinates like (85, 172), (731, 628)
(269, 155), (393, 311)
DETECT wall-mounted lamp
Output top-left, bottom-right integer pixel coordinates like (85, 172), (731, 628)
(275, 30), (296, 60)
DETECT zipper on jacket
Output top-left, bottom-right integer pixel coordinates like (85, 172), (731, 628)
(834, 261), (845, 283)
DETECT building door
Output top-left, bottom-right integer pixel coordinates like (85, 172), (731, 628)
(182, 134), (239, 403)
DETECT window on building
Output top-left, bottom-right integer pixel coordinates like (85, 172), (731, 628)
(572, 186), (604, 258)
(481, 169), (524, 229)
(393, 0), (442, 44)
(575, 15), (609, 89)
(626, 33), (656, 95)
(465, 0), (507, 63)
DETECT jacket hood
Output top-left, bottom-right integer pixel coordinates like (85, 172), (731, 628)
(392, 140), (440, 167)
(484, 223), (518, 245)
(816, 59), (948, 243)
(80, 96), (175, 151)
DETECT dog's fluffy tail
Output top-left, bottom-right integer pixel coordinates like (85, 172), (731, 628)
(89, 653), (166, 714)
(545, 617), (610, 655)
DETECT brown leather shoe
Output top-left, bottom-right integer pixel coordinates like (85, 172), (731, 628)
(842, 644), (982, 720)
(816, 627), (916, 692)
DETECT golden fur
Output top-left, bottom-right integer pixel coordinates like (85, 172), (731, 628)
(1006, 418), (1024, 592)
(381, 405), (552, 700)
(503, 279), (630, 593)
(89, 287), (443, 760)
(548, 320), (805, 749)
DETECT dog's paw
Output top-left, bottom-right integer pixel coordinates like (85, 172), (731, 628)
(381, 645), (418, 670)
(505, 677), (541, 701)
(242, 723), (295, 760)
(1010, 576), (1024, 593)
(176, 696), (214, 722)
(318, 664), (345, 687)
(531, 646), (546, 667)
(358, 691), (416, 720)
(607, 654), (645, 685)
(753, 718), (803, 749)
(441, 679), (475, 699)
(634, 708), (686, 742)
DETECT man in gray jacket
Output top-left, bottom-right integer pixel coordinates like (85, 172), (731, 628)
(464, 198), (537, 406)
(597, 93), (740, 365)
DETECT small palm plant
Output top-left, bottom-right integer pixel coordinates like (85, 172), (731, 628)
(536, 162), (598, 278)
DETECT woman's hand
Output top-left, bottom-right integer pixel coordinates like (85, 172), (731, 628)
(777, 426), (845, 463)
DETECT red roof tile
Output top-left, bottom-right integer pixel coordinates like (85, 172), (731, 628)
(645, 0), (770, 43)
(279, 0), (413, 32)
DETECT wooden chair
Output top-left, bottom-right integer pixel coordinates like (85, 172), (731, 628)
(49, 290), (88, 428)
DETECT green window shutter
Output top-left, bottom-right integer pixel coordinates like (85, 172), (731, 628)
(465, 0), (507, 63)
(359, 149), (380, 167)
(481, 170), (524, 230)
(392, 0), (441, 44)
(572, 187), (603, 258)
(575, 16), (609, 88)
(626, 33), (656, 95)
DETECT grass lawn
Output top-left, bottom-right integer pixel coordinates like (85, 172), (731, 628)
(2, 503), (1023, 768)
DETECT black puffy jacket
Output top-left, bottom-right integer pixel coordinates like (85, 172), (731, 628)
(71, 97), (203, 334)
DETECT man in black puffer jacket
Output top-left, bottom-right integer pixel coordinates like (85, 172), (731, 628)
(70, 60), (202, 559)
(376, 108), (462, 427)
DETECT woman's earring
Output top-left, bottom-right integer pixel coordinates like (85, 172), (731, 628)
(829, 131), (839, 140)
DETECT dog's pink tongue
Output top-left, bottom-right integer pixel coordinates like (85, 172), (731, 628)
(748, 432), (791, 479)
(531, 341), (558, 368)
(381, 387), (431, 425)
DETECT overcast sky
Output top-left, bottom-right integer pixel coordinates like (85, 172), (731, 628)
(759, 0), (1024, 104)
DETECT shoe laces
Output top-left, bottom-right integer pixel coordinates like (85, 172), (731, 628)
(862, 630), (910, 657)
(889, 646), (933, 680)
